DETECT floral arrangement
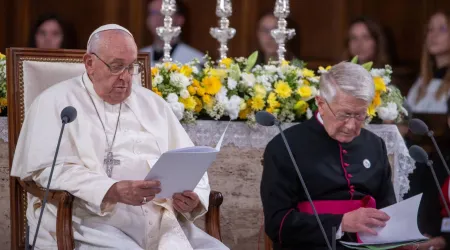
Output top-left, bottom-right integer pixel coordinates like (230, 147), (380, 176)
(152, 52), (407, 125)
(0, 53), (6, 111)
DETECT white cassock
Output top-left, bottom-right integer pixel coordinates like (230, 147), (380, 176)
(11, 73), (229, 250)
(140, 42), (205, 66)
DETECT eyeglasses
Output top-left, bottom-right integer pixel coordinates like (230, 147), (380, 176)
(325, 100), (368, 122)
(92, 53), (143, 75)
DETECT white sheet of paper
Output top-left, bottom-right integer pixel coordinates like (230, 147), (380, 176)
(355, 193), (426, 244)
(144, 121), (230, 198)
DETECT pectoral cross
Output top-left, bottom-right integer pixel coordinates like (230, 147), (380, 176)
(104, 152), (120, 177)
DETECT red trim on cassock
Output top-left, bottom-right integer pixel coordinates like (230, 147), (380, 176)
(278, 208), (294, 245)
(297, 196), (376, 243)
(339, 143), (354, 199)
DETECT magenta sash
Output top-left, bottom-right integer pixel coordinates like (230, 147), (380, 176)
(297, 195), (376, 243)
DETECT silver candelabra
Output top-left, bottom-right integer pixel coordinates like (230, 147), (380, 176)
(210, 0), (236, 61)
(156, 0), (181, 63)
(271, 0), (295, 63)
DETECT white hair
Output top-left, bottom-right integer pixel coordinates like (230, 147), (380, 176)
(319, 62), (374, 103)
(86, 29), (133, 54)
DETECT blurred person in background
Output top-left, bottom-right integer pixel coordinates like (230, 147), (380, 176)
(406, 12), (450, 115)
(255, 12), (299, 65)
(28, 13), (76, 49)
(343, 16), (393, 68)
(141, 0), (204, 66)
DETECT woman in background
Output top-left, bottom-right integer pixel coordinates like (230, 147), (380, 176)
(28, 13), (75, 49)
(255, 12), (299, 65)
(344, 16), (393, 68)
(406, 12), (450, 114)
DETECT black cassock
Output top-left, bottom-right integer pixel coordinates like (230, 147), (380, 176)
(261, 114), (397, 250)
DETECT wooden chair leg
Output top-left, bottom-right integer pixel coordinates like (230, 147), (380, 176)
(56, 192), (74, 250)
(205, 191), (223, 241)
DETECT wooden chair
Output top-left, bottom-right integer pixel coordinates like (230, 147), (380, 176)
(7, 48), (224, 249)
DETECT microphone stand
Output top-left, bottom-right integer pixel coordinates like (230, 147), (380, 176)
(426, 159), (450, 217)
(31, 119), (68, 250)
(428, 130), (450, 176)
(275, 120), (333, 250)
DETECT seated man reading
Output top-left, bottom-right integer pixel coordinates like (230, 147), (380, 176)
(11, 24), (228, 250)
(261, 62), (397, 249)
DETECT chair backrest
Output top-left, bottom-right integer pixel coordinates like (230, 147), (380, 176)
(7, 47), (151, 250)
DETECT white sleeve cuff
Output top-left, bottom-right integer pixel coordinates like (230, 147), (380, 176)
(336, 223), (344, 239)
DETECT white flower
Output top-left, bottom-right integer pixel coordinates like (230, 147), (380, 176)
(377, 102), (398, 121)
(400, 106), (409, 116)
(227, 78), (238, 90)
(241, 73), (256, 87)
(192, 66), (199, 74)
(216, 87), (228, 105)
(263, 65), (278, 74)
(170, 73), (190, 88)
(306, 108), (313, 119)
(383, 76), (391, 85)
(226, 95), (242, 120)
(180, 89), (190, 99)
(170, 102), (185, 120)
(370, 68), (385, 77)
(166, 93), (179, 103)
(308, 76), (320, 83)
(153, 74), (163, 86)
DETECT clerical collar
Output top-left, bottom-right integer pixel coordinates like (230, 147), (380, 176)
(316, 112), (324, 125)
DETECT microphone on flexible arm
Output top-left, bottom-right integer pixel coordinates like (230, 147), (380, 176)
(409, 118), (450, 176)
(30, 106), (77, 250)
(408, 145), (450, 217)
(256, 111), (334, 250)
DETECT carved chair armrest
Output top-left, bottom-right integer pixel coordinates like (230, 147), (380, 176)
(205, 190), (223, 241)
(19, 180), (75, 250)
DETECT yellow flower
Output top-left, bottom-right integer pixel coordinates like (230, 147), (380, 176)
(179, 96), (197, 111)
(170, 64), (179, 72)
(373, 77), (387, 92)
(301, 80), (311, 86)
(267, 92), (280, 108)
(220, 58), (233, 68)
(294, 100), (308, 114)
(266, 107), (276, 114)
(319, 66), (331, 72)
(0, 98), (7, 107)
(202, 76), (222, 95)
(194, 96), (203, 113)
(302, 68), (315, 78)
(251, 96), (265, 111)
(151, 68), (159, 78)
(281, 60), (290, 66)
(192, 79), (200, 87)
(209, 69), (227, 79)
(152, 87), (162, 97)
(367, 104), (376, 117)
(202, 94), (211, 104)
(372, 91), (381, 107)
(254, 84), (267, 98)
(0, 53), (5, 59)
(274, 81), (292, 99)
(197, 87), (206, 96)
(203, 95), (215, 109)
(297, 85), (312, 98)
(180, 65), (193, 77)
(187, 85), (196, 95)
(239, 107), (252, 119)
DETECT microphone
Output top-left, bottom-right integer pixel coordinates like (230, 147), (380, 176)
(256, 111), (333, 250)
(31, 106), (77, 250)
(408, 145), (450, 217)
(409, 118), (450, 176)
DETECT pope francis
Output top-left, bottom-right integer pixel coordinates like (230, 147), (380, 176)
(10, 24), (228, 250)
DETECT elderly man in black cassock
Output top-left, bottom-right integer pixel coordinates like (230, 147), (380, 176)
(261, 62), (397, 250)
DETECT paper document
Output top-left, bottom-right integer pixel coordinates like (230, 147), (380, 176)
(144, 122), (230, 198)
(340, 194), (427, 248)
